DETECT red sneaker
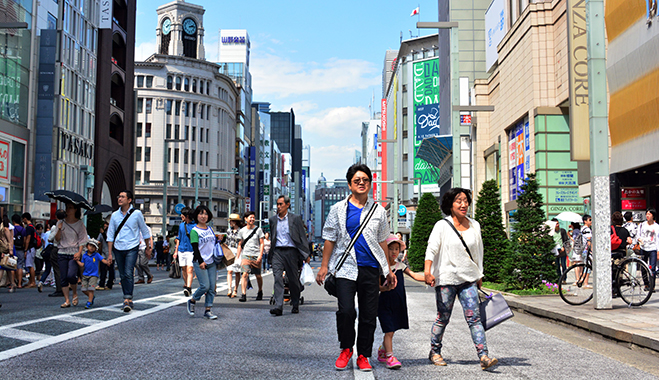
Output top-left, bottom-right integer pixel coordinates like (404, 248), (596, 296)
(357, 355), (372, 372)
(335, 348), (353, 370)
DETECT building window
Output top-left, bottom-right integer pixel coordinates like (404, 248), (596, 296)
(176, 76), (181, 90)
(136, 75), (144, 87)
(192, 103), (196, 118)
(146, 76), (153, 88)
(145, 123), (152, 137)
(137, 98), (143, 113)
(192, 126), (196, 141)
(144, 171), (151, 184)
(206, 129), (209, 142)
(175, 100), (181, 116)
(184, 149), (189, 164)
(166, 99), (172, 115)
(206, 152), (209, 166)
(175, 148), (180, 163)
(185, 125), (189, 139)
(145, 147), (151, 162)
(166, 124), (171, 139)
(136, 122), (142, 137)
(192, 79), (197, 92)
(167, 75), (173, 89)
(192, 150), (196, 165)
(174, 172), (179, 185)
(145, 98), (152, 114)
(207, 81), (211, 95)
(200, 104), (204, 119)
(200, 127), (203, 143)
(200, 80), (204, 94)
(135, 171), (141, 185)
(199, 150), (203, 165)
(184, 77), (189, 91)
(175, 124), (180, 139)
(136, 146), (142, 161)
(184, 102), (190, 117)
(167, 148), (171, 163)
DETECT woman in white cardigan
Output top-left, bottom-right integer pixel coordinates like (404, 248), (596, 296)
(424, 188), (498, 371)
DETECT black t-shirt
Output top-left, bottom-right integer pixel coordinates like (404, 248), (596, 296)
(25, 224), (36, 249)
(612, 225), (630, 254)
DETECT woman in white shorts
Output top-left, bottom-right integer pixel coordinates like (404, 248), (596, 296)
(225, 214), (244, 298)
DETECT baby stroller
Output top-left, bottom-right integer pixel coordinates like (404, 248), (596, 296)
(269, 267), (305, 306)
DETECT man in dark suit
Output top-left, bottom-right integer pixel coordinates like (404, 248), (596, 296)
(268, 195), (310, 316)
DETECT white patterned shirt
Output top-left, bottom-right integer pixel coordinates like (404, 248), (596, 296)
(322, 196), (390, 280)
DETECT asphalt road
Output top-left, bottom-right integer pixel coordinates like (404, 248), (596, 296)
(1, 261), (657, 380)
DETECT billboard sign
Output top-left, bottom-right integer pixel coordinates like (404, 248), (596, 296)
(413, 58), (440, 194)
(485, 0), (507, 70)
(567, 0), (590, 160)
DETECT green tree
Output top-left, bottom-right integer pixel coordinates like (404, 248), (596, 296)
(503, 173), (555, 289)
(408, 192), (442, 272)
(474, 179), (509, 283)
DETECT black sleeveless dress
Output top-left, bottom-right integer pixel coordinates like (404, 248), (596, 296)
(378, 262), (409, 333)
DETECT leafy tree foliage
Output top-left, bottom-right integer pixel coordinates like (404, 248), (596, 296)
(502, 173), (555, 289)
(474, 180), (510, 283)
(408, 192), (442, 272)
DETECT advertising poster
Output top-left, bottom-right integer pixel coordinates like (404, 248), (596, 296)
(413, 58), (440, 194)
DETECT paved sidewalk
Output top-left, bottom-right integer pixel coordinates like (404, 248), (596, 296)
(497, 289), (659, 352)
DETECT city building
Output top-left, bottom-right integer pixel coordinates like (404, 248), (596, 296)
(269, 109), (304, 214)
(93, 0), (137, 206)
(313, 174), (350, 243)
(0, 0), (33, 216)
(133, 0), (239, 235)
(472, 0), (583, 225)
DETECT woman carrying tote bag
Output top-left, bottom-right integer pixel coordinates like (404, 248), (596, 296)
(316, 164), (396, 372)
(424, 188), (498, 371)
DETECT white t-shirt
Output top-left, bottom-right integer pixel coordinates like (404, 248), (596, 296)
(190, 226), (216, 265)
(638, 222), (659, 251)
(237, 226), (264, 260)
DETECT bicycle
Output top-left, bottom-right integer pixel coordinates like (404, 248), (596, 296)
(558, 249), (655, 307)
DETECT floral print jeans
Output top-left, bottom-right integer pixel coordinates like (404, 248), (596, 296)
(430, 282), (488, 358)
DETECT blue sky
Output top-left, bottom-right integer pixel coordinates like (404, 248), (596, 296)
(135, 0), (439, 184)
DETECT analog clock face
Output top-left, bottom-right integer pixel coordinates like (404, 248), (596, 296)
(183, 18), (197, 35)
(162, 18), (171, 35)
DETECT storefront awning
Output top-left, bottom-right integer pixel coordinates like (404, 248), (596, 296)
(416, 135), (453, 187)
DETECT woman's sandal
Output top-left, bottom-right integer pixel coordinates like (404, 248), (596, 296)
(429, 351), (447, 366)
(72, 296), (79, 306)
(61, 302), (71, 308)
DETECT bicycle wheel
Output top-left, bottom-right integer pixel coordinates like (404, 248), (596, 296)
(617, 257), (654, 306)
(559, 263), (594, 305)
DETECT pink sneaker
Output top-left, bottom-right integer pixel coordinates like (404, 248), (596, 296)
(377, 346), (387, 362)
(385, 355), (402, 369)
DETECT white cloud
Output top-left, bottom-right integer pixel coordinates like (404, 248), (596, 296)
(251, 54), (380, 98)
(310, 145), (361, 184)
(302, 106), (370, 138)
(276, 100), (319, 115)
(135, 40), (157, 61)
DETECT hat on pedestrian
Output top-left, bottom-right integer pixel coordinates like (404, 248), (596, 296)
(229, 213), (242, 221)
(385, 234), (406, 251)
(87, 238), (100, 250)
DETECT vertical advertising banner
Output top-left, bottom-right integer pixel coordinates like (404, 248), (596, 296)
(567, 0), (590, 160)
(249, 146), (256, 211)
(509, 120), (528, 201)
(509, 134), (517, 201)
(380, 99), (387, 204)
(413, 58), (440, 194)
(0, 140), (8, 180)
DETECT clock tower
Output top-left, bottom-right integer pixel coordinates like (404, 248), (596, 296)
(156, 0), (205, 59)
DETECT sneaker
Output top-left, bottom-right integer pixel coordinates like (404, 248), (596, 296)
(186, 299), (195, 316)
(239, 294), (246, 302)
(183, 288), (191, 297)
(256, 291), (263, 300)
(377, 346), (387, 362)
(85, 301), (92, 309)
(95, 286), (105, 291)
(37, 281), (43, 293)
(385, 355), (402, 369)
(335, 348), (353, 370)
(356, 355), (372, 372)
(123, 302), (132, 313)
(203, 310), (218, 320)
(480, 355), (498, 370)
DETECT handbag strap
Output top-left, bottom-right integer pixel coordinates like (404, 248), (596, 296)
(115, 209), (136, 237)
(332, 202), (378, 273)
(240, 227), (259, 249)
(442, 218), (474, 262)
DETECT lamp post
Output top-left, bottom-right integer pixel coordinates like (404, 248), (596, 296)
(163, 139), (185, 236)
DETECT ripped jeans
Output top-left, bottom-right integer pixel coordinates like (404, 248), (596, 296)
(430, 282), (488, 358)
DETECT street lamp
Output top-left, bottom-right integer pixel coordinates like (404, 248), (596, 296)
(163, 139), (185, 236)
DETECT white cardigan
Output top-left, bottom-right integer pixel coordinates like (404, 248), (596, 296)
(424, 217), (484, 286)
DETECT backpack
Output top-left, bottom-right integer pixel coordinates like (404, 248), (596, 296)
(611, 226), (622, 251)
(13, 225), (25, 250)
(27, 224), (43, 249)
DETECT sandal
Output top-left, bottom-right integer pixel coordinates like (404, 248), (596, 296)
(429, 351), (447, 366)
(61, 302), (71, 308)
(72, 296), (79, 306)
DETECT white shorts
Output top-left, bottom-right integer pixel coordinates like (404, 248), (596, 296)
(178, 251), (194, 267)
(25, 248), (36, 268)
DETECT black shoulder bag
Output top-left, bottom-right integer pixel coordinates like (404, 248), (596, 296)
(442, 218), (513, 330)
(324, 203), (377, 297)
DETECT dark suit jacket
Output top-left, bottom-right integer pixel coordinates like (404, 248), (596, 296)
(268, 211), (310, 261)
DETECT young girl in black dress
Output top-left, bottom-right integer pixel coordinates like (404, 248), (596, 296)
(377, 234), (425, 369)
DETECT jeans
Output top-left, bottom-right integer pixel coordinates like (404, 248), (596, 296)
(641, 249), (657, 278)
(135, 249), (152, 279)
(192, 261), (217, 308)
(335, 266), (379, 357)
(57, 254), (78, 288)
(431, 282), (489, 358)
(99, 260), (116, 288)
(114, 245), (139, 300)
(556, 256), (567, 280)
(39, 248), (52, 284)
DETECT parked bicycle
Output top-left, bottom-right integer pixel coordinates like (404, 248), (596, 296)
(558, 250), (654, 307)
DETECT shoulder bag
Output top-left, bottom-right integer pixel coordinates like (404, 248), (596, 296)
(324, 203), (377, 297)
(442, 218), (514, 331)
(115, 209), (136, 237)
